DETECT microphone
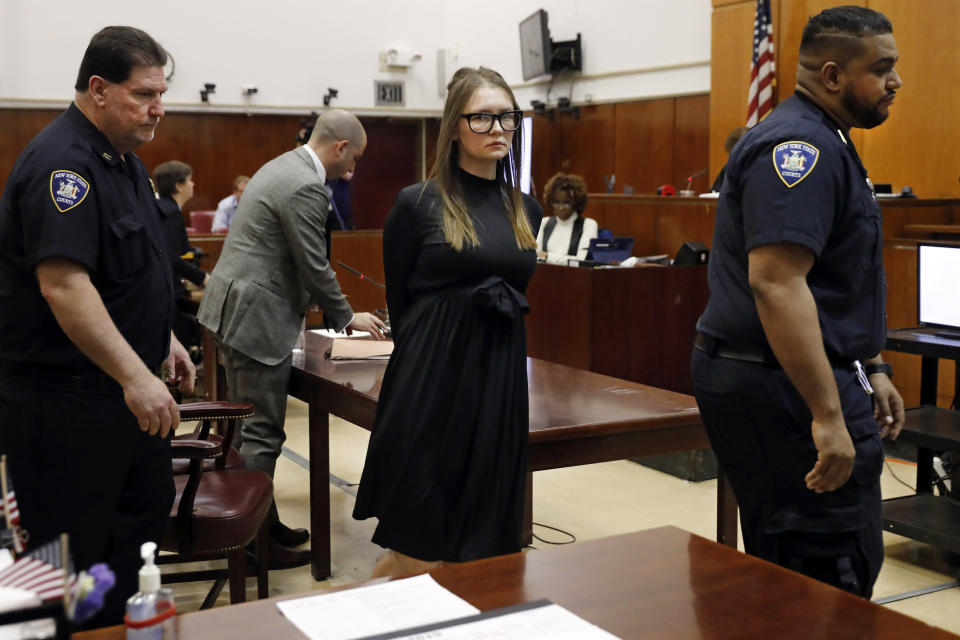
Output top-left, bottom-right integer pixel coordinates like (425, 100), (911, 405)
(680, 169), (708, 197)
(335, 262), (391, 337)
(336, 261), (385, 289)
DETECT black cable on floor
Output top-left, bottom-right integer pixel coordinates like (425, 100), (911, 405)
(885, 458), (915, 492)
(531, 522), (576, 545)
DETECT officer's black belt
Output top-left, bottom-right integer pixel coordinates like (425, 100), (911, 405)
(695, 332), (781, 367)
(0, 360), (123, 395)
(695, 333), (856, 370)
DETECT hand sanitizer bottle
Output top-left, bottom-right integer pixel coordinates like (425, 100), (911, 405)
(125, 542), (176, 639)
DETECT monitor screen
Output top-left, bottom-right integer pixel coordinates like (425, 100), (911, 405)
(918, 242), (960, 329)
(519, 9), (550, 81)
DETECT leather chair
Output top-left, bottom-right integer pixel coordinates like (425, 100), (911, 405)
(171, 401), (246, 474)
(188, 210), (216, 234)
(158, 402), (271, 608)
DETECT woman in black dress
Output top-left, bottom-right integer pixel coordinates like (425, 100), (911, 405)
(353, 67), (542, 578)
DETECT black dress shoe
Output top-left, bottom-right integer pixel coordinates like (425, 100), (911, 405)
(248, 540), (311, 570)
(270, 520), (310, 547)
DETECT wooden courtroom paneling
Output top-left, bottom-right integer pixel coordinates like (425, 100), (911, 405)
(588, 195), (718, 256)
(350, 118), (420, 229)
(653, 201), (718, 256)
(530, 96), (709, 204)
(0, 109), (60, 195)
(613, 99), (676, 194)
(531, 104), (616, 197)
(883, 200), (960, 238)
(525, 267), (593, 370)
(709, 2), (756, 182)
(673, 94), (712, 194)
(138, 112), (306, 217)
(0, 109), (422, 232)
(327, 231), (386, 315)
(859, 0), (960, 199)
(526, 264), (709, 394)
(305, 231), (386, 327)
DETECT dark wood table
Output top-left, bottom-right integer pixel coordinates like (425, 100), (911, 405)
(287, 333), (737, 580)
(525, 262), (708, 395)
(886, 326), (960, 406)
(73, 526), (960, 640)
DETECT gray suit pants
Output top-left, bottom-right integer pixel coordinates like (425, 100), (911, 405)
(218, 340), (292, 478)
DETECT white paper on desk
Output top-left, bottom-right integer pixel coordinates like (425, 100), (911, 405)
(364, 601), (621, 640)
(327, 338), (393, 360)
(275, 574), (480, 640)
(311, 329), (371, 338)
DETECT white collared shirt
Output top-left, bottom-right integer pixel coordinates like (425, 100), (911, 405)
(301, 144), (327, 182)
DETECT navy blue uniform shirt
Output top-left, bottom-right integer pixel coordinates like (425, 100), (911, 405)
(0, 104), (174, 372)
(697, 92), (886, 362)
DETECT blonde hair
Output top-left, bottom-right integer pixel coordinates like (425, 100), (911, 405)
(426, 67), (536, 251)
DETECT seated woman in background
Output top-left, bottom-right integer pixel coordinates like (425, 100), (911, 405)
(535, 172), (598, 265)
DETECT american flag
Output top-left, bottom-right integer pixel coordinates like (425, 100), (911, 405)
(746, 0), (775, 127)
(0, 537), (73, 602)
(1, 457), (25, 553)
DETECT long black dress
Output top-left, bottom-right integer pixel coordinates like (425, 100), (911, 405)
(352, 169), (542, 562)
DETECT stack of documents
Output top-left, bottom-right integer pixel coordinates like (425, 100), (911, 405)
(311, 330), (393, 360)
(276, 574), (619, 639)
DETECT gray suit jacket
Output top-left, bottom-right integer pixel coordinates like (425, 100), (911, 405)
(198, 147), (353, 365)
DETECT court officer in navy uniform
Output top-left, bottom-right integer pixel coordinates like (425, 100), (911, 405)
(692, 6), (904, 598)
(0, 26), (194, 627)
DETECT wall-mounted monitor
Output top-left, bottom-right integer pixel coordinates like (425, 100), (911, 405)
(519, 9), (551, 81)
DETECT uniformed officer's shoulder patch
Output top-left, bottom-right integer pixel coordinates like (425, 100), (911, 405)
(49, 170), (91, 213)
(771, 141), (820, 188)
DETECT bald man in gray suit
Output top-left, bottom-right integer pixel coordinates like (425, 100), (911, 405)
(198, 110), (386, 565)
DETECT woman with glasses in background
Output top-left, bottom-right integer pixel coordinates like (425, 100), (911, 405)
(536, 172), (599, 265)
(353, 67), (542, 578)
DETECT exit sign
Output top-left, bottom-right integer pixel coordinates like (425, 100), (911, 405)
(375, 81), (405, 106)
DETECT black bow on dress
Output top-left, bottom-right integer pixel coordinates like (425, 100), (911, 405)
(471, 277), (529, 320)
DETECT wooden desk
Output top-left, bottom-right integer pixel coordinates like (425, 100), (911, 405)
(73, 526), (959, 640)
(526, 263), (708, 395)
(886, 327), (960, 406)
(287, 333), (736, 580)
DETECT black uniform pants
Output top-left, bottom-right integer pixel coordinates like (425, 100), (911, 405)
(691, 349), (884, 598)
(0, 372), (174, 628)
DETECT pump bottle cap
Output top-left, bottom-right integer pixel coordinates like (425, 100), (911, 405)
(138, 541), (161, 593)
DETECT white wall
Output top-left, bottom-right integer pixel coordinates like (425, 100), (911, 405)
(0, 0), (711, 114)
(444, 0), (712, 108)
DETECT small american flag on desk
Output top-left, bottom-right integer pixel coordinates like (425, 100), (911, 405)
(0, 535), (73, 602)
(0, 456), (26, 553)
(746, 0), (775, 127)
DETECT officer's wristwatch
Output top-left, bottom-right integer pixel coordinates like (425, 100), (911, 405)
(864, 362), (893, 379)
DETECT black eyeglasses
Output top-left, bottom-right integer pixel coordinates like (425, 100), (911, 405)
(460, 110), (522, 134)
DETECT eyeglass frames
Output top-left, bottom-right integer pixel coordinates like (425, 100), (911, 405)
(460, 110), (523, 134)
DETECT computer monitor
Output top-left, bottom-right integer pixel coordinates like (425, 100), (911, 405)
(588, 237), (634, 263)
(918, 242), (960, 335)
(519, 9), (551, 81)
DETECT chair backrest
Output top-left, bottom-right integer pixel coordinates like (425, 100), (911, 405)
(189, 210), (216, 234)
